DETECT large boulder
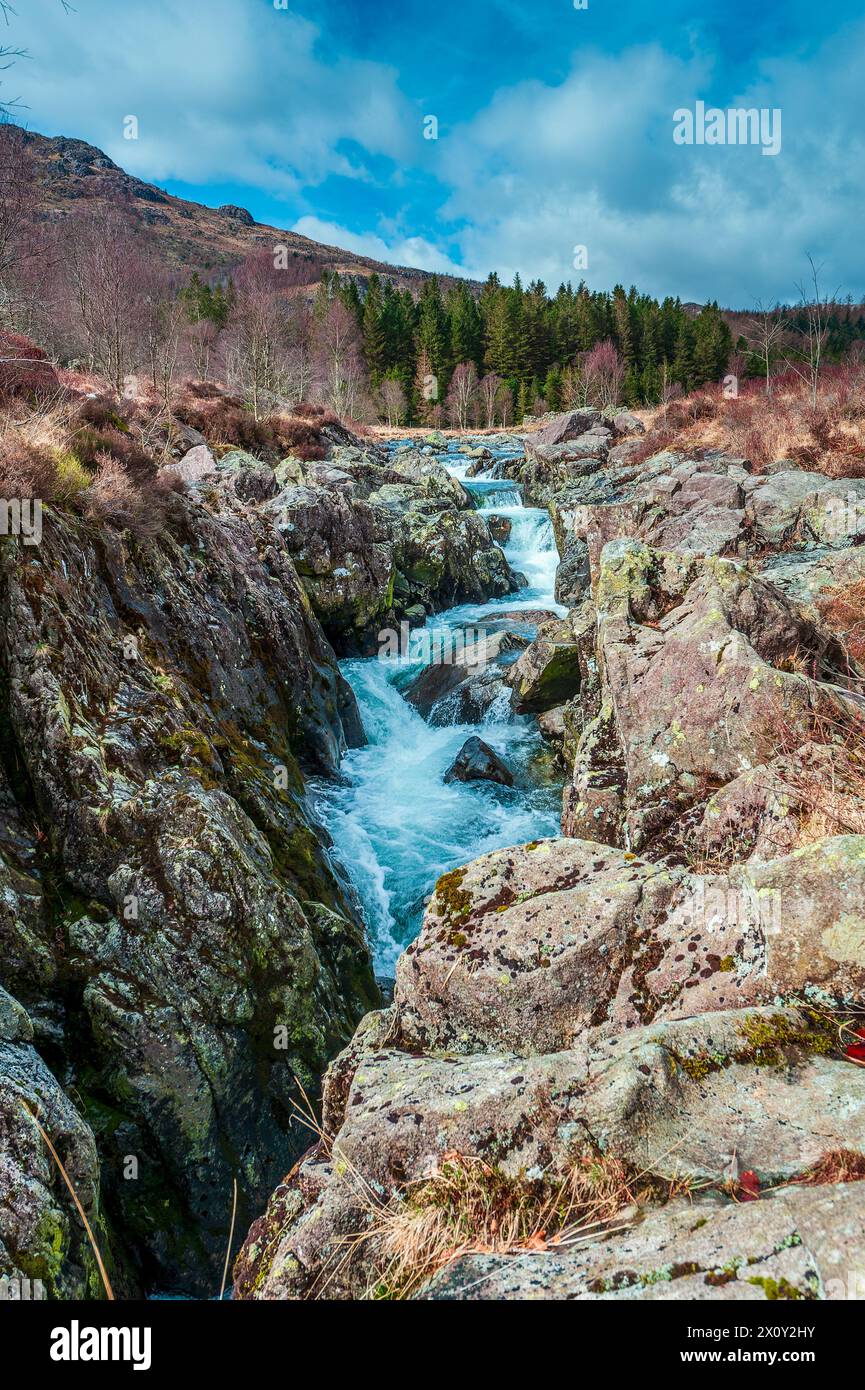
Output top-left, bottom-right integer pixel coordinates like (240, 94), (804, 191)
(562, 540), (859, 853)
(394, 835), (865, 1057)
(530, 409), (605, 448)
(162, 443), (218, 487)
(233, 1002), (865, 1300)
(270, 476), (513, 652)
(444, 737), (514, 787)
(506, 603), (597, 715)
(742, 470), (865, 549)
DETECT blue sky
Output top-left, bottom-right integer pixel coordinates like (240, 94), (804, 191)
(8, 0), (865, 304)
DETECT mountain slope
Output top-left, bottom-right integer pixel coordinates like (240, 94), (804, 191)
(17, 127), (466, 292)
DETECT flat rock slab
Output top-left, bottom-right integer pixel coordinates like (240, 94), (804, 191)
(423, 1182), (865, 1300)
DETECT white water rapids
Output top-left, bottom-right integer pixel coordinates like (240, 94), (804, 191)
(311, 440), (566, 974)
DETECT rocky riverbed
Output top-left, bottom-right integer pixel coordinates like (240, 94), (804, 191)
(3, 407), (865, 1301)
(232, 409), (865, 1302)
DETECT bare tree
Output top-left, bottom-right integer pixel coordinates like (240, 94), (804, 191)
(142, 267), (185, 411)
(561, 362), (589, 410)
(67, 209), (148, 392)
(313, 298), (366, 419)
(478, 371), (502, 429)
(1, 2), (76, 119)
(283, 302), (314, 405)
(745, 300), (786, 399)
(379, 375), (406, 428)
(446, 360), (479, 430)
(786, 256), (839, 408)
(183, 315), (221, 382)
(496, 382), (513, 427)
(580, 339), (624, 410)
(226, 251), (294, 417)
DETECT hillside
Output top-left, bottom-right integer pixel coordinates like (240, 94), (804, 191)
(17, 127), (467, 293)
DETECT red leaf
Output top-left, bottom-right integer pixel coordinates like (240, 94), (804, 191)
(739, 1170), (760, 1202)
(845, 1025), (865, 1060)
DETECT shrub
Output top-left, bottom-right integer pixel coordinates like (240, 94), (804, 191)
(182, 380), (230, 401)
(174, 396), (279, 453)
(82, 454), (175, 538)
(0, 439), (63, 503)
(276, 416), (326, 461)
(53, 452), (92, 506)
(0, 330), (61, 402)
(817, 580), (865, 665)
(75, 394), (130, 433)
(70, 425), (157, 481)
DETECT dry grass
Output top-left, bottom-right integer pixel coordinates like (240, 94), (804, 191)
(795, 1149), (865, 1186)
(818, 580), (865, 666)
(355, 1150), (640, 1300)
(0, 394), (184, 539)
(639, 368), (865, 478)
(82, 454), (177, 536)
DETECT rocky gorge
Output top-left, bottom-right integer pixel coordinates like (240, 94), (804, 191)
(3, 404), (865, 1302)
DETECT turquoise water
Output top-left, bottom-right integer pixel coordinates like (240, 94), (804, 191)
(310, 444), (565, 972)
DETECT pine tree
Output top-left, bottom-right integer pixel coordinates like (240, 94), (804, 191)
(361, 274), (387, 386)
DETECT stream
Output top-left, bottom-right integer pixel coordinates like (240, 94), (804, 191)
(311, 437), (566, 974)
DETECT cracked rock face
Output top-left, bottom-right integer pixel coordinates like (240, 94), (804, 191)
(0, 988), (110, 1299)
(268, 446), (514, 653)
(0, 486), (378, 1294)
(561, 540), (858, 854)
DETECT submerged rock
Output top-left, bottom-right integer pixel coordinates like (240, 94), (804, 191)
(444, 737), (514, 787)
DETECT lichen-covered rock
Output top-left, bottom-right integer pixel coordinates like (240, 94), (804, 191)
(0, 992), (113, 1299)
(0, 490), (378, 1293)
(394, 835), (865, 1056)
(233, 1003), (865, 1300)
(269, 462), (513, 652)
(563, 540), (859, 852)
(742, 470), (865, 549)
(506, 603), (597, 715)
(395, 837), (681, 1053)
(691, 740), (865, 865)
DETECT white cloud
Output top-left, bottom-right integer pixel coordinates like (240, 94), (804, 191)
(10, 0), (416, 194)
(292, 217), (466, 277)
(10, 2), (865, 304)
(436, 30), (865, 303)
